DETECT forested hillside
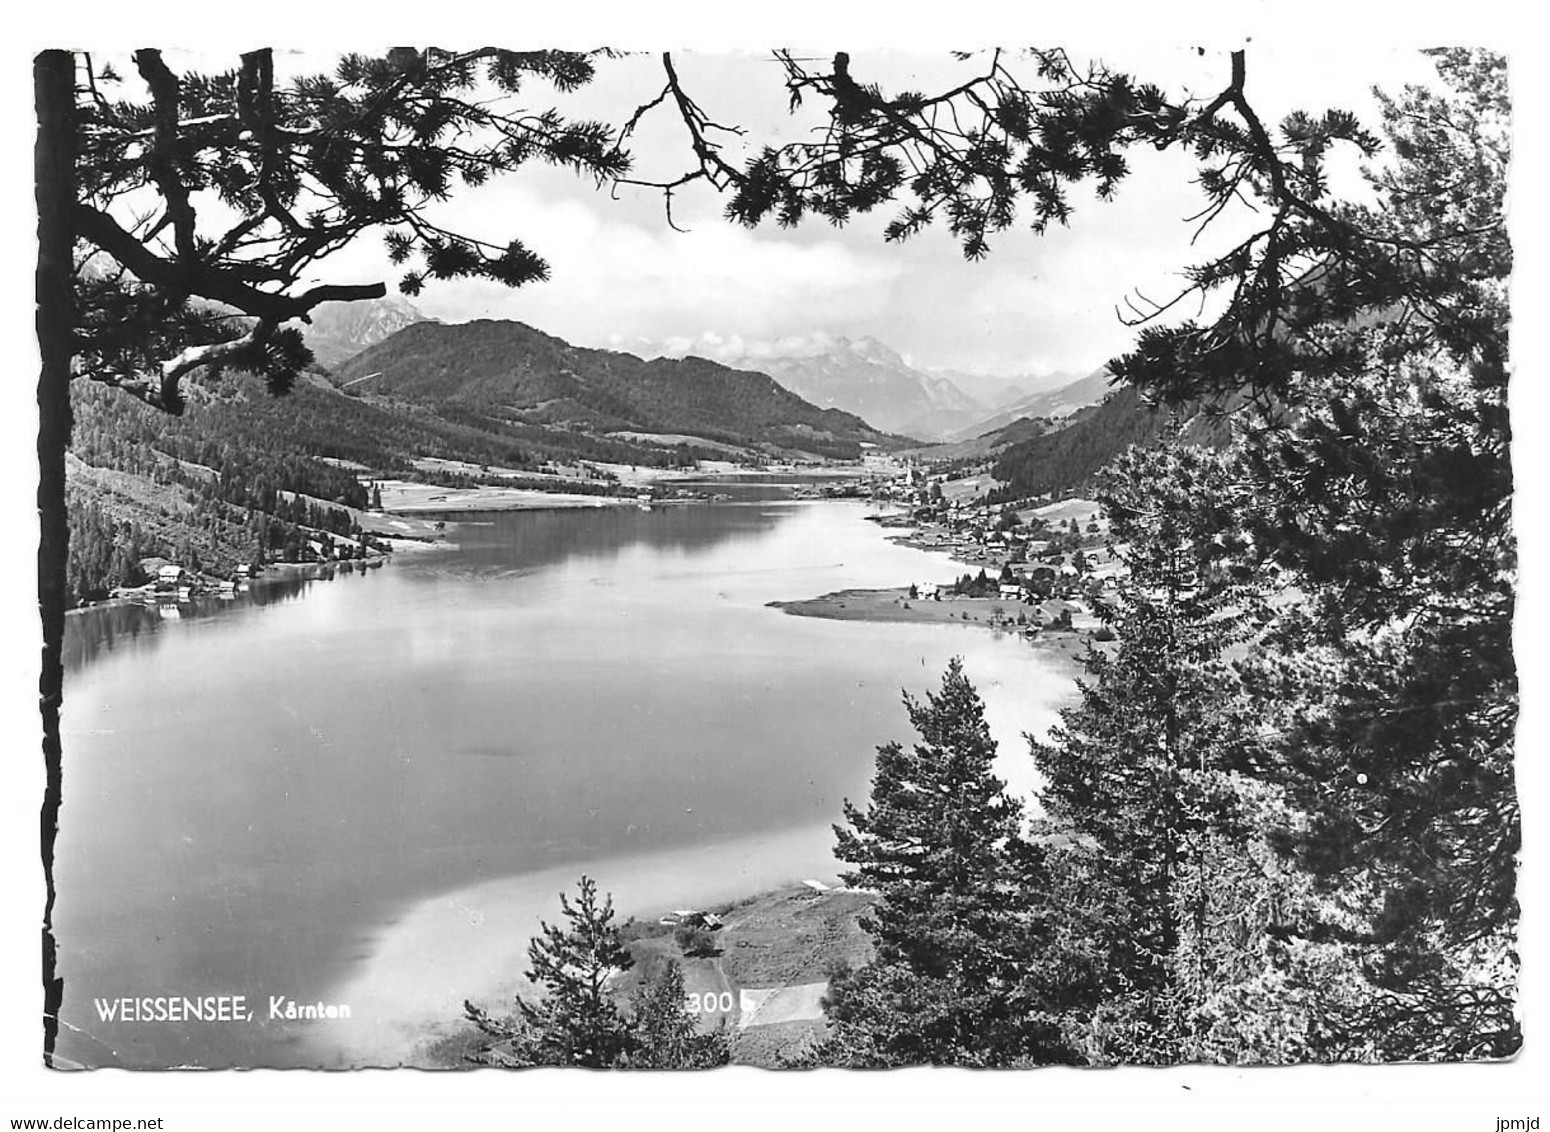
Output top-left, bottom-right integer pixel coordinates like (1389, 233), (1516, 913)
(335, 319), (894, 459)
(64, 379), (387, 602)
(988, 386), (1233, 501)
(63, 313), (894, 604)
(63, 370), (697, 603)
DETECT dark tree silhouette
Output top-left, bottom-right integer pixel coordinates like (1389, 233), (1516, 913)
(64, 47), (626, 413)
(634, 48), (1499, 412)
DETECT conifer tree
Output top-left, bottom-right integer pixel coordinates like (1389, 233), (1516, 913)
(628, 961), (730, 1070)
(55, 48), (627, 414)
(1166, 52), (1514, 1060)
(465, 875), (635, 1068)
(1024, 437), (1413, 1066)
(823, 659), (1066, 1065)
(1028, 440), (1268, 1062)
(517, 875), (636, 1067)
(463, 878), (731, 1069)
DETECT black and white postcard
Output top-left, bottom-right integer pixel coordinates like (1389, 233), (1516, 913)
(7, 6), (1545, 1129)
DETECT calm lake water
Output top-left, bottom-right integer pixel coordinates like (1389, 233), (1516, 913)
(54, 499), (1079, 1068)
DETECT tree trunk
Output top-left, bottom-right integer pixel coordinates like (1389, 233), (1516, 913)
(35, 48), (74, 1070)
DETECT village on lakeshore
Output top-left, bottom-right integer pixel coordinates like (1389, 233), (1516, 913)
(763, 456), (1122, 654)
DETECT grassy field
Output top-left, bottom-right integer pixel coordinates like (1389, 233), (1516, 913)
(1022, 496), (1106, 531)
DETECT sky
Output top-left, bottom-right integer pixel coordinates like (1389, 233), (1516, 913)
(121, 43), (1443, 393)
(461, 48), (1440, 385)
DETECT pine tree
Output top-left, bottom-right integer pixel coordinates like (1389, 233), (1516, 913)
(57, 48), (628, 414)
(463, 878), (732, 1069)
(1022, 438), (1402, 1065)
(822, 659), (1065, 1065)
(1176, 52), (1516, 1060)
(470, 875), (636, 1068)
(1028, 440), (1268, 1062)
(627, 961), (730, 1069)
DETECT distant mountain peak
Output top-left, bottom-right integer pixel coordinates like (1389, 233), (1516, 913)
(635, 329), (1087, 441)
(843, 335), (898, 359)
(713, 335), (981, 440)
(303, 295), (435, 369)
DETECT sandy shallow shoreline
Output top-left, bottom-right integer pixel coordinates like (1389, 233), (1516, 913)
(314, 825), (847, 1067)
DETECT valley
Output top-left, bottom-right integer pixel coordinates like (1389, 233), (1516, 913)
(66, 300), (1128, 612)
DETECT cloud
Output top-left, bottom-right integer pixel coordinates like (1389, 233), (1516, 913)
(309, 163), (1224, 378)
(388, 179), (905, 353)
(635, 330), (850, 364)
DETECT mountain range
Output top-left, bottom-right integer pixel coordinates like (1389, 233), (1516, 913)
(299, 297), (1137, 487)
(304, 298), (1115, 448)
(672, 335), (1095, 443)
(64, 310), (909, 601)
(744, 336), (986, 440)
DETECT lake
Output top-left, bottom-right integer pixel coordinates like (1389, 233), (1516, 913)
(53, 498), (1080, 1068)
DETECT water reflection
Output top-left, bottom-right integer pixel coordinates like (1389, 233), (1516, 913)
(410, 500), (795, 580)
(64, 570), (326, 672)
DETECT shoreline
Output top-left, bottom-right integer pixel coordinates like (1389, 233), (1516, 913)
(65, 557), (392, 618)
(769, 587), (1096, 661)
(378, 479), (639, 515)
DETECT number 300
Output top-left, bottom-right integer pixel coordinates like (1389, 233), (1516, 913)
(684, 991), (735, 1013)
